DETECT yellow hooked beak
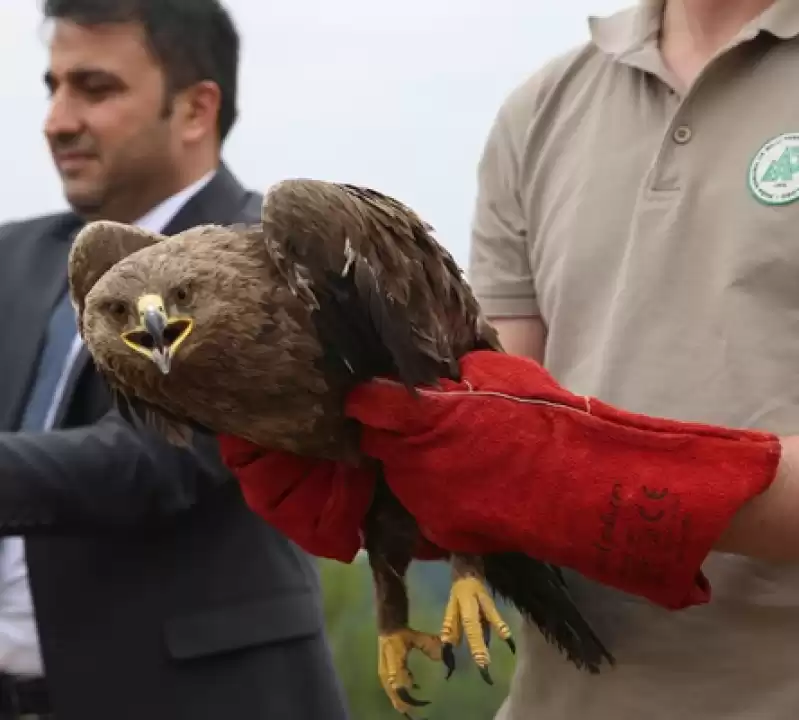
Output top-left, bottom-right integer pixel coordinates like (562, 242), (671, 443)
(121, 293), (194, 375)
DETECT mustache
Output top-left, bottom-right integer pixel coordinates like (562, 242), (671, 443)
(49, 133), (97, 155)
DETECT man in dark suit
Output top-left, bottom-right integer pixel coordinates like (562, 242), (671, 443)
(0, 1), (350, 718)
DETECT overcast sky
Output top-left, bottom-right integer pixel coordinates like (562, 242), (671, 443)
(0, 0), (630, 266)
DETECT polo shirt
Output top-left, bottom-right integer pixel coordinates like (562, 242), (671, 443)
(468, 1), (799, 718)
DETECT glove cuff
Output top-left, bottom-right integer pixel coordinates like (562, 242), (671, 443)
(218, 434), (376, 564)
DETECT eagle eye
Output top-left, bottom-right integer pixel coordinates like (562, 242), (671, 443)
(174, 283), (192, 303)
(104, 300), (127, 318)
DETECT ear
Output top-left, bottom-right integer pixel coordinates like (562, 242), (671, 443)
(176, 80), (223, 144)
(68, 221), (164, 328)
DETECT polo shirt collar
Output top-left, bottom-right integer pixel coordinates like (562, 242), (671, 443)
(587, 2), (663, 76)
(588, 0), (799, 62)
(759, 1), (799, 39)
(588, 1), (661, 60)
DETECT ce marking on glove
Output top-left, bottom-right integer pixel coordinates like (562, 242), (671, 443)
(595, 483), (624, 556)
(637, 486), (669, 522)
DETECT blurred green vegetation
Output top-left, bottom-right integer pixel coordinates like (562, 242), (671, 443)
(319, 556), (519, 720)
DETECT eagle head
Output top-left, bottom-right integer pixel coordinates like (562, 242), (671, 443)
(69, 220), (334, 455)
(98, 286), (197, 376)
(79, 226), (256, 376)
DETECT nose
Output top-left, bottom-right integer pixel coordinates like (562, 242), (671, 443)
(44, 88), (84, 143)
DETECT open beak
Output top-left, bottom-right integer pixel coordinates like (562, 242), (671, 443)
(121, 293), (193, 375)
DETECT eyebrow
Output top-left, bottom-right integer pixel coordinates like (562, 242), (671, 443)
(43, 67), (122, 91)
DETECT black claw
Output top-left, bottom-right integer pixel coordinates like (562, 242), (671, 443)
(442, 642), (456, 680)
(479, 666), (494, 686)
(506, 637), (516, 655)
(396, 688), (430, 708)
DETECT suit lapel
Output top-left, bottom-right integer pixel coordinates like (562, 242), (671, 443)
(0, 215), (82, 431)
(52, 164), (254, 428)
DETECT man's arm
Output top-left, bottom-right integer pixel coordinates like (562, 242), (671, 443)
(716, 435), (799, 563)
(491, 317), (547, 362)
(0, 407), (231, 535)
(464, 80), (799, 572)
(491, 313), (799, 567)
(466, 77), (549, 363)
(485, 319), (799, 567)
(490, 317), (799, 567)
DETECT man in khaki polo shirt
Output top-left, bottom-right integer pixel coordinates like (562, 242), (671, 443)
(469, 0), (799, 718)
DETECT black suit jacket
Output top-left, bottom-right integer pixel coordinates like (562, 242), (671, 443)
(0, 165), (349, 720)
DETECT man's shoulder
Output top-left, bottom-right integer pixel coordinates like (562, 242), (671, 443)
(493, 40), (611, 144)
(236, 189), (264, 225)
(0, 211), (73, 246)
(503, 43), (594, 110)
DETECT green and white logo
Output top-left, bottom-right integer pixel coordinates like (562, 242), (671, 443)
(749, 133), (799, 206)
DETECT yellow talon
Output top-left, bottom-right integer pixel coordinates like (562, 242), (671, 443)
(378, 628), (442, 715)
(440, 576), (515, 683)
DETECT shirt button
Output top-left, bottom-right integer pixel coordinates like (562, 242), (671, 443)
(673, 125), (692, 144)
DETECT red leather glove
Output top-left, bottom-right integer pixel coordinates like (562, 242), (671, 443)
(344, 350), (782, 610)
(217, 434), (448, 563)
(217, 435), (374, 563)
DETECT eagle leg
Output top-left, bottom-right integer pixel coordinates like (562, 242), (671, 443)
(368, 549), (442, 717)
(441, 553), (515, 685)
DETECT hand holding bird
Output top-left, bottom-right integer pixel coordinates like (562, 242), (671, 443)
(219, 347), (781, 620)
(344, 349), (782, 610)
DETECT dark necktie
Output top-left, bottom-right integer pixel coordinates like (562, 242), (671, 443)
(18, 219), (83, 432)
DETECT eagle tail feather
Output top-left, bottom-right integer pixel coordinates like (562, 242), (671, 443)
(482, 552), (615, 673)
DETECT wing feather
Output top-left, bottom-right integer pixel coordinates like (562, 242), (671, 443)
(259, 178), (497, 389)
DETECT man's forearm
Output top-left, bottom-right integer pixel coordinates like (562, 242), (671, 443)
(0, 408), (231, 534)
(488, 316), (799, 567)
(489, 315), (547, 361)
(715, 435), (799, 562)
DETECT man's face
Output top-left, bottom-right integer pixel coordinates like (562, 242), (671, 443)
(44, 20), (179, 221)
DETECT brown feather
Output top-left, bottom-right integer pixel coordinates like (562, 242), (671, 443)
(68, 221), (163, 335)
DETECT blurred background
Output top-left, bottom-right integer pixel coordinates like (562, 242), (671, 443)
(0, 1), (629, 716)
(0, 0), (629, 267)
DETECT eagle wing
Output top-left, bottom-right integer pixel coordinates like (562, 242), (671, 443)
(258, 178), (500, 389)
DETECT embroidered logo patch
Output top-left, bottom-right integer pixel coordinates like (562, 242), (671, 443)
(749, 133), (799, 206)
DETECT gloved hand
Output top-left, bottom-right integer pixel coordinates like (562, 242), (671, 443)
(217, 434), (448, 563)
(217, 435), (375, 563)
(344, 350), (782, 610)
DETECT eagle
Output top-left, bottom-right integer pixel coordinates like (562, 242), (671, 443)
(68, 179), (614, 716)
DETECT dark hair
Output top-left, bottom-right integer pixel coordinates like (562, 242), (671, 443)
(43, 0), (240, 142)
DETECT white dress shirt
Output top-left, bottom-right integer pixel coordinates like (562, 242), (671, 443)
(0, 170), (215, 677)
